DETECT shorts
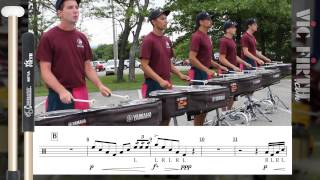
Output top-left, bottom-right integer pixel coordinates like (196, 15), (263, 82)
(188, 67), (211, 85)
(46, 86), (89, 112)
(141, 78), (166, 98)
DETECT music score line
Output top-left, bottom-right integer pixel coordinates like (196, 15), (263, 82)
(39, 140), (287, 158)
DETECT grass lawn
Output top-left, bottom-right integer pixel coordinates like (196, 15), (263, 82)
(35, 71), (189, 97)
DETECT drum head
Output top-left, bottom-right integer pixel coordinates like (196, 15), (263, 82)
(35, 109), (82, 121)
(149, 89), (184, 96)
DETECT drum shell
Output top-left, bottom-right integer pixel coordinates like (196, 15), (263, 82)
(207, 78), (237, 97)
(35, 110), (85, 126)
(248, 70), (281, 88)
(149, 92), (188, 119)
(264, 64), (291, 78)
(185, 86), (229, 115)
(235, 75), (262, 96)
(85, 99), (162, 126)
(35, 99), (162, 126)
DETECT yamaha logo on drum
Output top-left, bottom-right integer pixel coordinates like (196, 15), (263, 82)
(253, 79), (261, 84)
(126, 112), (152, 123)
(68, 119), (87, 126)
(211, 94), (226, 102)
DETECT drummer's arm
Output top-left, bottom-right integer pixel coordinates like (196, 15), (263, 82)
(219, 54), (238, 70)
(256, 50), (272, 63)
(40, 61), (74, 103)
(170, 64), (189, 81)
(243, 47), (264, 64)
(236, 56), (252, 68)
(39, 61), (69, 95)
(189, 51), (211, 74)
(212, 60), (228, 71)
(141, 59), (166, 84)
(84, 60), (111, 96)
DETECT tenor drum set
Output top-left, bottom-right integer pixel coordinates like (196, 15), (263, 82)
(35, 62), (291, 126)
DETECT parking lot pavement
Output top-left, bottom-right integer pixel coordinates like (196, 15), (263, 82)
(35, 79), (291, 126)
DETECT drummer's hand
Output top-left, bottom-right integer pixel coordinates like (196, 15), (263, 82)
(59, 89), (73, 104)
(220, 66), (229, 72)
(233, 67), (241, 72)
(257, 59), (265, 65)
(159, 80), (172, 89)
(98, 84), (112, 96)
(206, 69), (216, 77)
(265, 58), (272, 63)
(245, 63), (252, 69)
(179, 74), (190, 81)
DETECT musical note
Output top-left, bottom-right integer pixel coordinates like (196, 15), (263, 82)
(34, 126), (292, 175)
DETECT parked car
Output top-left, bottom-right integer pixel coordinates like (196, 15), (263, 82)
(104, 60), (119, 70)
(124, 59), (141, 68)
(174, 59), (190, 66)
(105, 67), (115, 76)
(92, 60), (105, 72)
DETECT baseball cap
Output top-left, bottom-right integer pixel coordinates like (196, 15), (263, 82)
(55, 0), (81, 11)
(245, 18), (257, 27)
(148, 9), (171, 21)
(223, 21), (237, 32)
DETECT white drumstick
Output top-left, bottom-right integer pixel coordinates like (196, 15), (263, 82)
(110, 93), (130, 100)
(173, 85), (192, 88)
(73, 98), (96, 106)
(190, 79), (208, 85)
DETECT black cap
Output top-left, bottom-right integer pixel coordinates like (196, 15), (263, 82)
(148, 9), (170, 21)
(245, 18), (257, 27)
(223, 21), (237, 32)
(55, 0), (81, 11)
(195, 12), (212, 29)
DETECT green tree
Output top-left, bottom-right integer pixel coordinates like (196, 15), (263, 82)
(166, 0), (291, 62)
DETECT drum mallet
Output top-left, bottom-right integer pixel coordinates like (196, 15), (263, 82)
(110, 93), (130, 100)
(73, 98), (96, 106)
(190, 79), (208, 85)
(1, 6), (25, 180)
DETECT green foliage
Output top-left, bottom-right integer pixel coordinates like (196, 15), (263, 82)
(166, 0), (291, 62)
(93, 44), (114, 60)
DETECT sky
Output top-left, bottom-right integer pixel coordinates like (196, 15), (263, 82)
(42, 0), (183, 48)
(78, 0), (172, 47)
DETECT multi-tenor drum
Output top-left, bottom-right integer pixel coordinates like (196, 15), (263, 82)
(178, 85), (229, 115)
(35, 98), (162, 126)
(149, 89), (188, 120)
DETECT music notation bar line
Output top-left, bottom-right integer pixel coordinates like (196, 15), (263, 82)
(38, 144), (287, 158)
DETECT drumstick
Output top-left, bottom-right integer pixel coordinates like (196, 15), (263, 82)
(172, 85), (192, 88)
(2, 5), (25, 180)
(73, 99), (96, 106)
(190, 79), (208, 85)
(110, 93), (130, 100)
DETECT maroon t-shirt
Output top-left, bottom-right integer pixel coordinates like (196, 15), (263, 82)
(36, 26), (93, 89)
(240, 31), (257, 59)
(219, 36), (238, 66)
(190, 30), (213, 68)
(139, 32), (173, 81)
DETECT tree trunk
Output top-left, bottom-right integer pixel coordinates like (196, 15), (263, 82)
(116, 0), (134, 82)
(128, 0), (149, 82)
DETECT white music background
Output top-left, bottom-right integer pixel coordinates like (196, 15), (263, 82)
(34, 126), (292, 175)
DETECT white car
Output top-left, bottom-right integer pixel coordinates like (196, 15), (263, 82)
(124, 59), (141, 68)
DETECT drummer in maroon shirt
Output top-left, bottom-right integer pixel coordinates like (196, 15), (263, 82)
(37, 0), (111, 112)
(241, 18), (272, 68)
(188, 12), (228, 126)
(219, 21), (252, 110)
(140, 9), (189, 126)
